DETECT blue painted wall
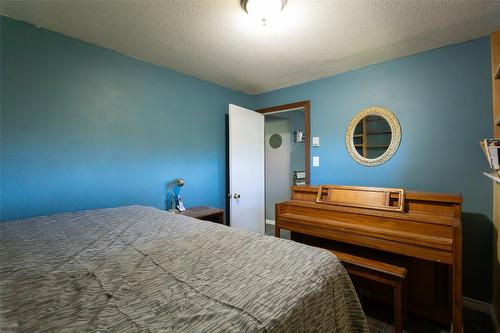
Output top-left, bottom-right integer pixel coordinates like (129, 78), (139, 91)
(0, 16), (253, 221)
(254, 38), (493, 301)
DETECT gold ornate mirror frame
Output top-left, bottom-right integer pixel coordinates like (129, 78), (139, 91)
(345, 106), (401, 167)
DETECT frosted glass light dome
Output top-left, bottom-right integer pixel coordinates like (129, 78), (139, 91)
(242, 0), (287, 25)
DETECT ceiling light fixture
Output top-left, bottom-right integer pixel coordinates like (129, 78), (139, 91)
(241, 0), (287, 26)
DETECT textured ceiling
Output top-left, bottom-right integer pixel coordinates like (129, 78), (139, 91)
(1, 0), (500, 94)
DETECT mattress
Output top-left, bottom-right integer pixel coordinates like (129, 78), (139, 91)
(0, 205), (368, 332)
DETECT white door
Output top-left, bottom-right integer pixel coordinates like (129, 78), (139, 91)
(229, 104), (265, 234)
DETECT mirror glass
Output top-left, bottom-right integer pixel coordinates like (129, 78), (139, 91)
(352, 115), (392, 159)
(345, 106), (401, 167)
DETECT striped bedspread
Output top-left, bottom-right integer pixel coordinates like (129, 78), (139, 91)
(0, 205), (367, 332)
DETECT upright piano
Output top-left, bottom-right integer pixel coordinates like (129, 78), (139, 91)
(275, 185), (462, 333)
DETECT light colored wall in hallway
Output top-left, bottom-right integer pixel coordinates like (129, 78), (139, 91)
(265, 118), (291, 221)
(265, 110), (305, 221)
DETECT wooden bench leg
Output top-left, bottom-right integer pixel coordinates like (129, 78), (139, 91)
(402, 277), (408, 321)
(394, 280), (402, 333)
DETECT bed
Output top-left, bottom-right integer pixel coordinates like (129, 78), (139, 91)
(0, 205), (367, 332)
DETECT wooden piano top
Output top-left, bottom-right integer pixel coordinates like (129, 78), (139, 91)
(276, 185), (463, 264)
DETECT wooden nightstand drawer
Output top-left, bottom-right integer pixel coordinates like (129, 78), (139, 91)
(179, 206), (224, 225)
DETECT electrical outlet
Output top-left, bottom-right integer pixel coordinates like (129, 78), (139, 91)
(313, 156), (319, 167)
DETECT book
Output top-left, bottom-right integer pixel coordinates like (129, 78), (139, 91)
(480, 140), (491, 168)
(484, 138), (500, 170)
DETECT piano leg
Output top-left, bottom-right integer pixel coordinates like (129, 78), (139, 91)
(394, 280), (402, 333)
(452, 225), (463, 333)
(274, 203), (282, 238)
(275, 224), (281, 238)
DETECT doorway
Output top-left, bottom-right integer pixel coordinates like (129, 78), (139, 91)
(256, 101), (310, 236)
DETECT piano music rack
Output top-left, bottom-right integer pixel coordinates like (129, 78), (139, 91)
(315, 185), (405, 212)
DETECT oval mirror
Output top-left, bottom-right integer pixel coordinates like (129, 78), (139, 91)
(345, 107), (401, 166)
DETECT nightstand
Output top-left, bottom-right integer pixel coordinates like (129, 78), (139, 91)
(179, 206), (225, 225)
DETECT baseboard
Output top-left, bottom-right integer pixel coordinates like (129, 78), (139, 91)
(492, 304), (500, 333)
(265, 219), (275, 225)
(463, 296), (500, 331)
(463, 296), (492, 314)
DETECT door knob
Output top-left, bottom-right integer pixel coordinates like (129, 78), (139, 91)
(234, 193), (241, 199)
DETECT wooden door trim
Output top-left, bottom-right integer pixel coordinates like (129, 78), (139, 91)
(256, 100), (311, 185)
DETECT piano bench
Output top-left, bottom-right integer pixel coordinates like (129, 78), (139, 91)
(330, 250), (408, 333)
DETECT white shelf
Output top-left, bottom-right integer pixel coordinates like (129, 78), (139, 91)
(483, 172), (500, 183)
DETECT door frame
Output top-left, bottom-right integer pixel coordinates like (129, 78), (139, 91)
(256, 100), (311, 185)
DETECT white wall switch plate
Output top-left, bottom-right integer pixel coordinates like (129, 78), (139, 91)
(313, 156), (320, 167)
(312, 137), (320, 147)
